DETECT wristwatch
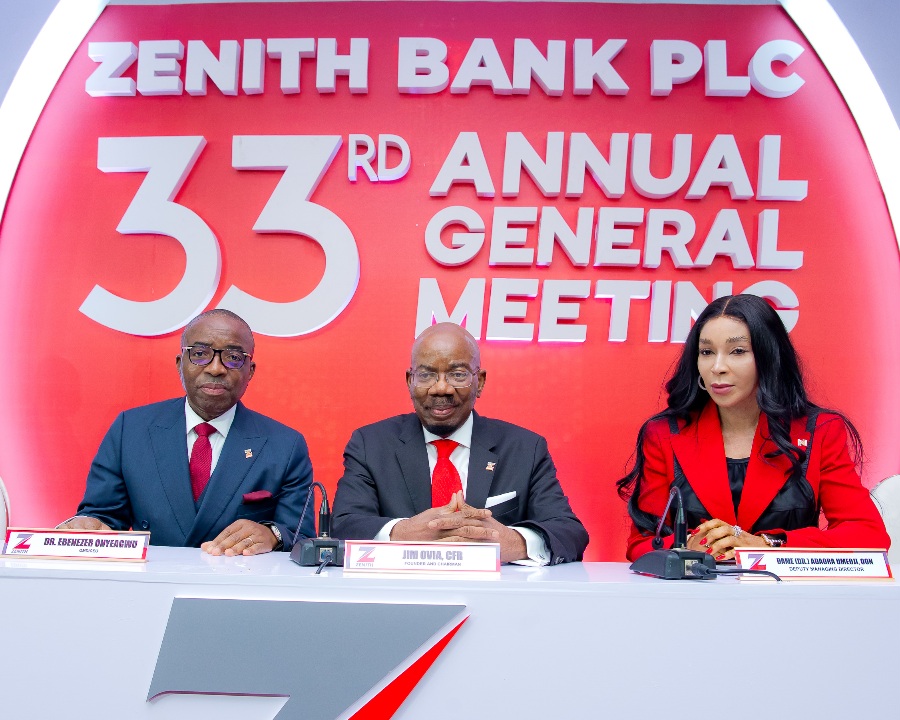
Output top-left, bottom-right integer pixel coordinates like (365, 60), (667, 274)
(260, 521), (284, 551)
(760, 532), (787, 548)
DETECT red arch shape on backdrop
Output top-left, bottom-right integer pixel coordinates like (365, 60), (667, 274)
(0, 1), (896, 560)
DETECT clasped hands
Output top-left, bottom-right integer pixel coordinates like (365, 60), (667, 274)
(390, 490), (527, 562)
(686, 518), (768, 561)
(57, 516), (279, 556)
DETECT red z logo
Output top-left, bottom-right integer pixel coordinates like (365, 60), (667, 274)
(357, 546), (377, 563)
(13, 534), (33, 550)
(746, 553), (766, 570)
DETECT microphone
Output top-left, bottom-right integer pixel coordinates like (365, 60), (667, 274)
(318, 487), (332, 538)
(650, 487), (687, 550)
(629, 486), (716, 579)
(289, 481), (345, 569)
(673, 488), (688, 549)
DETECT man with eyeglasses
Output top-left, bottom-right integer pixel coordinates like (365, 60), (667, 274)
(57, 309), (314, 554)
(332, 322), (588, 564)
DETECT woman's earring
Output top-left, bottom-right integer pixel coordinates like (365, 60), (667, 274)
(698, 376), (708, 391)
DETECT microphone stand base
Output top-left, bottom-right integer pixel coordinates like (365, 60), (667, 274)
(629, 548), (716, 579)
(291, 537), (345, 567)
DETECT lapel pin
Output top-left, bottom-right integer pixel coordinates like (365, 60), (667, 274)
(796, 439), (808, 448)
(245, 449), (253, 458)
(486, 462), (496, 471)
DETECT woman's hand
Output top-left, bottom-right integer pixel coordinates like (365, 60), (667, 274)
(687, 518), (768, 561)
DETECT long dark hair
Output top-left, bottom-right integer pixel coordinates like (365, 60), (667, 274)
(616, 294), (863, 534)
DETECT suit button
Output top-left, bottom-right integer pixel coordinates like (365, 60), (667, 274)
(140, 521), (149, 529)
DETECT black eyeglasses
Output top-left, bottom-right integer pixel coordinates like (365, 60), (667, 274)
(182, 345), (252, 370)
(410, 369), (478, 388)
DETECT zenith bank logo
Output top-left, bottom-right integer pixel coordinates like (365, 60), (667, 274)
(148, 598), (467, 720)
(356, 546), (377, 564)
(11, 534), (33, 552)
(745, 553), (767, 571)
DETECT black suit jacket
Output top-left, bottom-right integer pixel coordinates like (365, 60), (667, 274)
(77, 398), (314, 548)
(332, 412), (588, 563)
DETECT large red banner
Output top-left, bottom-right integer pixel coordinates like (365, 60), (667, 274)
(0, 1), (897, 559)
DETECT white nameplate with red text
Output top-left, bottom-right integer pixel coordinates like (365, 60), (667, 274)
(734, 547), (892, 580)
(344, 540), (500, 576)
(2, 528), (150, 562)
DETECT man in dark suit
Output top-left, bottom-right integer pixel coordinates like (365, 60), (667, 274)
(332, 323), (587, 564)
(58, 310), (313, 554)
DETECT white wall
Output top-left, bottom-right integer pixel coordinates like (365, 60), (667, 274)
(828, 0), (900, 127)
(0, 0), (58, 104)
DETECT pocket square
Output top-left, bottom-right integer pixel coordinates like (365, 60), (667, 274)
(242, 490), (272, 504)
(485, 491), (516, 508)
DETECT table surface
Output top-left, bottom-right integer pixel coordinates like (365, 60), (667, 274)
(1, 547), (897, 719)
(2, 544), (896, 593)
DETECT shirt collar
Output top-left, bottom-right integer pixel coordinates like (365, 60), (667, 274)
(421, 411), (473, 449)
(184, 398), (237, 439)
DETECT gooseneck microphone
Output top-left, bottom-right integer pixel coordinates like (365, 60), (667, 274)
(290, 481), (345, 571)
(317, 485), (332, 539)
(630, 486), (716, 579)
(651, 487), (687, 550)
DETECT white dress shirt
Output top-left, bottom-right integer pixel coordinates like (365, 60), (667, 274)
(184, 400), (237, 477)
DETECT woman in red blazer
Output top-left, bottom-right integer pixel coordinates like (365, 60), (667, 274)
(617, 294), (890, 562)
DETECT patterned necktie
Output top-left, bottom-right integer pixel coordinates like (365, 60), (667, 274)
(190, 423), (217, 501)
(431, 439), (462, 507)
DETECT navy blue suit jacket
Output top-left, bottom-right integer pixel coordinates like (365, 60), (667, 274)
(77, 398), (314, 548)
(332, 412), (588, 563)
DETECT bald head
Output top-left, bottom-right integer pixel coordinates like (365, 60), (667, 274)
(176, 309), (256, 421)
(407, 322), (486, 437)
(181, 309), (255, 353)
(411, 322), (480, 368)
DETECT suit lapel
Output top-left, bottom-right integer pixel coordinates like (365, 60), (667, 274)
(466, 413), (498, 510)
(736, 415), (800, 529)
(148, 400), (195, 539)
(186, 404), (268, 545)
(396, 415), (433, 515)
(670, 402), (736, 524)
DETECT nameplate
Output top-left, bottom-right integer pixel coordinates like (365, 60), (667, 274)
(733, 547), (892, 580)
(2, 527), (150, 562)
(344, 540), (500, 576)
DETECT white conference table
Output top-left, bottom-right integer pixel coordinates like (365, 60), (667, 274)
(0, 546), (896, 719)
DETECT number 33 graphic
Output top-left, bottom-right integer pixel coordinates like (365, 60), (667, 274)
(81, 135), (360, 337)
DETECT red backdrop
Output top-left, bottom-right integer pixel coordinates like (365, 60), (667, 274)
(0, 2), (897, 559)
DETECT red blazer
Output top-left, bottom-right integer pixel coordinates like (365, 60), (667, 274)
(626, 402), (890, 561)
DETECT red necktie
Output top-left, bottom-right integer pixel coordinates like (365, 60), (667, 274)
(431, 439), (462, 507)
(190, 423), (216, 501)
